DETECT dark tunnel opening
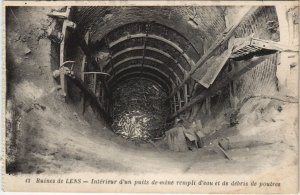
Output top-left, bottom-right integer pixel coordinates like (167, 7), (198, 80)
(112, 79), (171, 141)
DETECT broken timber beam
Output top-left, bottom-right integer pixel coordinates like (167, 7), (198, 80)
(66, 74), (112, 123)
(167, 7), (260, 100)
(168, 55), (270, 120)
(231, 36), (298, 58)
(57, 7), (76, 100)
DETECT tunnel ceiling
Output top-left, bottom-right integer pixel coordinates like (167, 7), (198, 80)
(73, 6), (226, 92)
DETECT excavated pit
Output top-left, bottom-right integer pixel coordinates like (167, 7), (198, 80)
(5, 5), (298, 178)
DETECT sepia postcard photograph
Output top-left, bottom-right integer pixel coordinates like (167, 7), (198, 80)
(2, 0), (299, 193)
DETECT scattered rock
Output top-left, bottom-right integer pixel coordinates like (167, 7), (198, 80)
(24, 47), (31, 55)
(36, 169), (45, 174)
(25, 107), (33, 113)
(33, 103), (46, 111)
(73, 112), (78, 118)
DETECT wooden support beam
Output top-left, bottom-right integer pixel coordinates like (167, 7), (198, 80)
(104, 37), (114, 74)
(105, 56), (182, 83)
(58, 9), (76, 100)
(93, 74), (97, 94)
(84, 72), (110, 76)
(108, 33), (196, 70)
(168, 55), (270, 120)
(141, 23), (150, 76)
(108, 65), (175, 85)
(47, 7), (71, 19)
(110, 72), (171, 92)
(168, 7), (260, 99)
(184, 84), (188, 104)
(140, 40), (147, 76)
(172, 96), (176, 112)
(109, 68), (173, 90)
(81, 55), (87, 114)
(81, 56), (86, 80)
(66, 74), (112, 123)
(103, 46), (187, 80)
(177, 91), (182, 109)
(77, 31), (113, 111)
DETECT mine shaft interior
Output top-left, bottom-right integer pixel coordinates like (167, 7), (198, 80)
(6, 5), (298, 175)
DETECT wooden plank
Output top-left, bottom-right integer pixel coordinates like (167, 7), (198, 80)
(184, 84), (188, 104)
(173, 96), (177, 112)
(193, 48), (232, 88)
(81, 55), (87, 114)
(93, 74), (97, 94)
(81, 56), (86, 80)
(177, 91), (182, 109)
(168, 55), (270, 120)
(84, 72), (110, 76)
(58, 7), (74, 100)
(168, 7), (260, 99)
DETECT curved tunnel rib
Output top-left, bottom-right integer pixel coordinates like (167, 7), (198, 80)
(111, 77), (167, 93)
(108, 65), (176, 85)
(104, 46), (187, 76)
(108, 33), (196, 69)
(88, 21), (203, 93)
(110, 72), (172, 92)
(105, 55), (181, 83)
(104, 56), (182, 81)
(105, 53), (185, 81)
(108, 64), (179, 85)
(108, 66), (174, 88)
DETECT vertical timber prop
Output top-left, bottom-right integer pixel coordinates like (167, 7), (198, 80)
(47, 7), (76, 101)
(47, 7), (112, 121)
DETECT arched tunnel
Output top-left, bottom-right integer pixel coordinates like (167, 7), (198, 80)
(68, 6), (227, 141)
(58, 6), (229, 141)
(5, 4), (299, 177)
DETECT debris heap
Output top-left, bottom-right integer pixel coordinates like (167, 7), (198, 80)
(112, 79), (169, 141)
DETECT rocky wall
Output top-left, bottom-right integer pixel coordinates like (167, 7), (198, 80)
(5, 7), (110, 173)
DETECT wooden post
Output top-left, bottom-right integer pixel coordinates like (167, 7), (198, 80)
(173, 96), (177, 112)
(177, 91), (182, 109)
(81, 56), (87, 114)
(184, 84), (188, 104)
(93, 74), (97, 94)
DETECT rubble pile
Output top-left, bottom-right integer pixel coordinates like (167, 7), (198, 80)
(112, 79), (170, 141)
